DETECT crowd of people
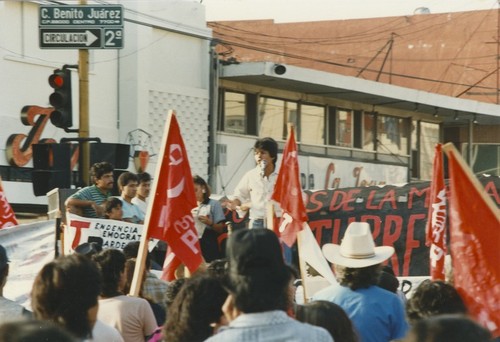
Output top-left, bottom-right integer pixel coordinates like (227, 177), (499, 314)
(0, 137), (496, 341)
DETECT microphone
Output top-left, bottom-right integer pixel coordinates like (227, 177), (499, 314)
(260, 160), (267, 178)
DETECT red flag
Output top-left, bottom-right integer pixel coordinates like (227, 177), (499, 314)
(425, 144), (447, 280)
(444, 143), (500, 337)
(271, 127), (307, 247)
(161, 247), (182, 281)
(0, 177), (18, 229)
(146, 112), (203, 274)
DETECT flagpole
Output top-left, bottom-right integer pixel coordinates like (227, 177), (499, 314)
(296, 224), (309, 303)
(129, 110), (175, 297)
(442, 143), (499, 214)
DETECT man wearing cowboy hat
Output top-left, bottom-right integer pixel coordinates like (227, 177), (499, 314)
(312, 222), (408, 342)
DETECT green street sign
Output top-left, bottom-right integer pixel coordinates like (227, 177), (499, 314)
(39, 5), (124, 49)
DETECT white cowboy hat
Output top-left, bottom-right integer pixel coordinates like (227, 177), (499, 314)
(322, 222), (394, 268)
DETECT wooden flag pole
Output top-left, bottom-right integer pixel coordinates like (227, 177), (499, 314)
(296, 223), (309, 304)
(129, 110), (174, 297)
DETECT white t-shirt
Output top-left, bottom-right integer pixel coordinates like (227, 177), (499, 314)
(131, 197), (148, 215)
(97, 295), (157, 342)
(120, 197), (145, 223)
(88, 320), (124, 342)
(233, 165), (279, 220)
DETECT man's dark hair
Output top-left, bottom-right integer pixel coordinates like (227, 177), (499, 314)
(123, 241), (151, 270)
(227, 229), (289, 313)
(406, 279), (467, 324)
(334, 264), (381, 290)
(137, 172), (152, 184)
(165, 278), (187, 307)
(31, 254), (101, 339)
(104, 197), (122, 216)
(254, 137), (278, 165)
(92, 249), (126, 297)
(407, 314), (491, 342)
(90, 162), (114, 183)
(163, 274), (228, 342)
(0, 320), (77, 342)
(117, 172), (138, 191)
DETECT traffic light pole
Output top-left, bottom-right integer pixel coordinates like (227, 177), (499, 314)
(78, 0), (90, 186)
(79, 49), (90, 185)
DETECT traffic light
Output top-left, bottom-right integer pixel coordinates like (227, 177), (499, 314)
(32, 143), (71, 196)
(48, 68), (72, 128)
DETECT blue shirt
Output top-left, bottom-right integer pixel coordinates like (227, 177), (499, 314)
(206, 310), (333, 342)
(313, 285), (408, 342)
(120, 197), (145, 223)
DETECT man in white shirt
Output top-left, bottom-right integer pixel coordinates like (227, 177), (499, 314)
(117, 172), (144, 224)
(229, 137), (279, 229)
(131, 172), (151, 216)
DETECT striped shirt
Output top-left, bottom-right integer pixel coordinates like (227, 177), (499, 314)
(70, 185), (111, 218)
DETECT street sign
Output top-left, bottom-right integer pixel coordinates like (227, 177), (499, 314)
(40, 28), (101, 48)
(39, 5), (124, 49)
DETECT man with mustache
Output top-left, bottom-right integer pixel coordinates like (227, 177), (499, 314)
(66, 162), (114, 218)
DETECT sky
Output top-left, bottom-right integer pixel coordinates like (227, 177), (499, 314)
(202, 0), (498, 22)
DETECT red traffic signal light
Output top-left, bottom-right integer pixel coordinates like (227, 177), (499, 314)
(48, 68), (72, 128)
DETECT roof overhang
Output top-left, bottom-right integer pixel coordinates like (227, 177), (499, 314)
(220, 62), (500, 125)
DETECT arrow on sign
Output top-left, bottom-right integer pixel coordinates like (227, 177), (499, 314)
(42, 29), (99, 47)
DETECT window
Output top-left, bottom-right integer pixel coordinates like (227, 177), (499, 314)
(363, 112), (375, 151)
(300, 104), (325, 145)
(376, 115), (409, 156)
(467, 144), (500, 176)
(258, 97), (297, 140)
(336, 109), (353, 147)
(419, 121), (440, 179)
(223, 92), (246, 134)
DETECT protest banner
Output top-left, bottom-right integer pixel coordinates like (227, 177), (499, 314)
(303, 176), (500, 277)
(1, 220), (55, 309)
(64, 212), (144, 254)
(224, 176), (500, 277)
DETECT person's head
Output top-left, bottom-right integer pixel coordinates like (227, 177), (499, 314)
(117, 172), (139, 200)
(207, 258), (228, 280)
(123, 241), (151, 270)
(104, 197), (123, 220)
(165, 278), (187, 309)
(193, 175), (210, 203)
(122, 258), (145, 297)
(403, 314), (491, 342)
(136, 172), (152, 200)
(226, 228), (289, 313)
(0, 244), (9, 289)
(296, 300), (359, 342)
(0, 320), (77, 342)
(92, 249), (126, 297)
(74, 242), (103, 259)
(90, 162), (114, 190)
(31, 254), (101, 339)
(163, 273), (228, 342)
(322, 222), (394, 290)
(377, 265), (399, 293)
(254, 137), (278, 166)
(406, 279), (467, 325)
